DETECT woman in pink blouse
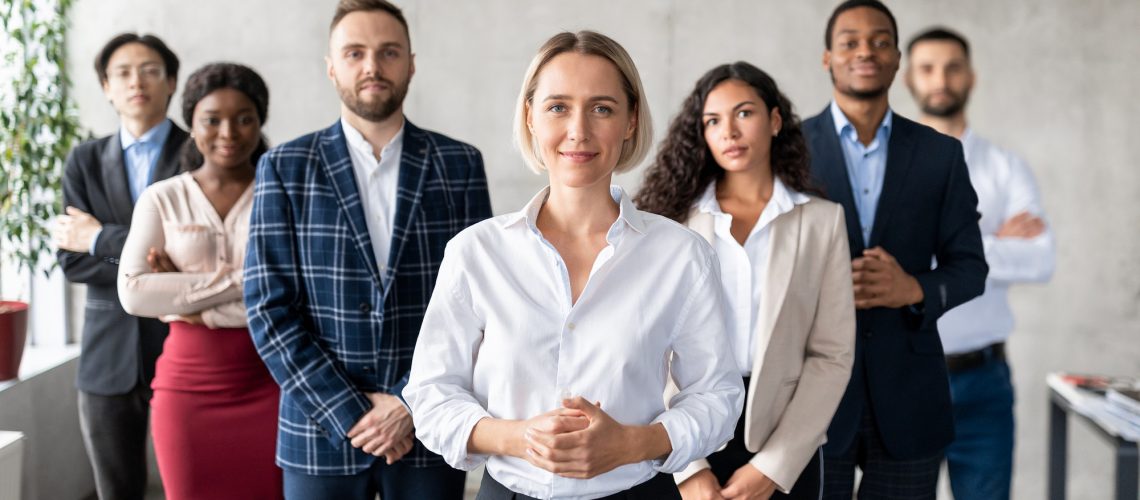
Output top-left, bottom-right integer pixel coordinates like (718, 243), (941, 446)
(118, 63), (280, 500)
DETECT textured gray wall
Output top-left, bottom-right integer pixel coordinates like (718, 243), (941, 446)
(66, 1), (1140, 498)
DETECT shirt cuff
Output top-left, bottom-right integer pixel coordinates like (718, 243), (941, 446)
(88, 228), (103, 256)
(651, 410), (697, 474)
(673, 458), (711, 485)
(423, 407), (493, 471)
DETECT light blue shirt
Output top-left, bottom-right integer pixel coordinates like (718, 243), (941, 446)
(120, 119), (173, 202)
(829, 101), (892, 247)
(88, 119), (173, 255)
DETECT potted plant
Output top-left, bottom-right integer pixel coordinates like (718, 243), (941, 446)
(0, 0), (84, 381)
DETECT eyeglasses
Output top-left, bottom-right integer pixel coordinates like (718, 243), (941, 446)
(107, 65), (166, 83)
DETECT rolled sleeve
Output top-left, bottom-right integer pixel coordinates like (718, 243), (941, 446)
(404, 241), (495, 470)
(653, 250), (743, 473)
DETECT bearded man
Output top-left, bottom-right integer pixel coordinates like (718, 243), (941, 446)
(906, 27), (1054, 500)
(243, 1), (491, 498)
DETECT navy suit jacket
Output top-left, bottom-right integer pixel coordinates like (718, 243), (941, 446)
(803, 108), (987, 459)
(244, 119), (492, 474)
(58, 126), (188, 395)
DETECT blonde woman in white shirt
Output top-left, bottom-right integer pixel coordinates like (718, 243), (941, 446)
(403, 31), (743, 500)
(636, 62), (855, 500)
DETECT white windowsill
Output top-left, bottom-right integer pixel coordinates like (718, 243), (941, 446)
(0, 344), (80, 393)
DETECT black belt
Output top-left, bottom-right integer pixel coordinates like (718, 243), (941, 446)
(945, 342), (1005, 373)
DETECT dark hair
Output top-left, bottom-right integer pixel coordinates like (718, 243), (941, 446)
(330, 0), (409, 43)
(179, 63), (270, 171)
(825, 0), (899, 49)
(907, 27), (971, 59)
(635, 62), (817, 222)
(94, 33), (180, 83)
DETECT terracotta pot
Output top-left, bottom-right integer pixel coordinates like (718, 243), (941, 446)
(0, 301), (29, 381)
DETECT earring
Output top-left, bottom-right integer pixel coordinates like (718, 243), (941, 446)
(773, 129), (779, 137)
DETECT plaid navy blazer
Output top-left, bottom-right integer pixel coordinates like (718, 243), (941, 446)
(244, 119), (492, 474)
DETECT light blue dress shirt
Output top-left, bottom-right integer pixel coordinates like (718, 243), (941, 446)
(829, 101), (892, 247)
(88, 119), (173, 255)
(121, 119), (173, 203)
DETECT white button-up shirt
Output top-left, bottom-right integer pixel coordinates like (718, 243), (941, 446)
(405, 186), (743, 500)
(695, 178), (810, 376)
(342, 117), (403, 273)
(937, 129), (1055, 354)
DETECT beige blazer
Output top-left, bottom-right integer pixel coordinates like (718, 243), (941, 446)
(671, 195), (855, 492)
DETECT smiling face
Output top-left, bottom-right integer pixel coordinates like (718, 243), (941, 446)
(526, 52), (637, 190)
(191, 88), (262, 170)
(824, 6), (900, 100)
(327, 10), (414, 122)
(702, 79), (782, 176)
(101, 42), (176, 125)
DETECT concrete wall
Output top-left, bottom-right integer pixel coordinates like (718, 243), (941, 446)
(66, 1), (1139, 498)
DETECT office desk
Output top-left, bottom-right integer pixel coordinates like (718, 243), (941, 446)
(1047, 373), (1139, 500)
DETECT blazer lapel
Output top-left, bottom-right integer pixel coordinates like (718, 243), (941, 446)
(99, 135), (135, 223)
(152, 125), (188, 183)
(318, 121), (384, 287)
(869, 117), (916, 247)
(808, 111), (863, 254)
(384, 120), (430, 283)
(751, 205), (801, 369)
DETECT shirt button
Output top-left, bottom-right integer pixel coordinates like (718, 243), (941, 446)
(567, 322), (576, 331)
(359, 303), (372, 313)
(863, 189), (870, 194)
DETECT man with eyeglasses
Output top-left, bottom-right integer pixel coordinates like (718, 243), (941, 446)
(54, 33), (187, 500)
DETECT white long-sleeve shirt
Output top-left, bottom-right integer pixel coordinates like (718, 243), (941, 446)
(695, 177), (810, 376)
(937, 129), (1055, 354)
(404, 186), (744, 500)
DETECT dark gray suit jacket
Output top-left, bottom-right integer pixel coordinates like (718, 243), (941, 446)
(57, 124), (188, 395)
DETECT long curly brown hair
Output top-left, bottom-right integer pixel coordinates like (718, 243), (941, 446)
(634, 62), (817, 222)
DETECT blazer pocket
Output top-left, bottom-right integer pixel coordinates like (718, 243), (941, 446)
(85, 299), (118, 311)
(909, 331), (944, 355)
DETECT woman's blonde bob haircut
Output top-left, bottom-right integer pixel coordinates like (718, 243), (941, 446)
(513, 31), (653, 174)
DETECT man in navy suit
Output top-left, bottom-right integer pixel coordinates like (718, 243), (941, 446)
(801, 1), (988, 498)
(243, 1), (491, 499)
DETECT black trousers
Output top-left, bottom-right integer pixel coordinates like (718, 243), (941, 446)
(707, 377), (823, 499)
(476, 470), (680, 499)
(78, 384), (152, 500)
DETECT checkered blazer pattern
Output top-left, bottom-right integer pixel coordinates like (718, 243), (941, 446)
(244, 119), (492, 474)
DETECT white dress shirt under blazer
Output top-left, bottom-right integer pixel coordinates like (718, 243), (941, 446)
(342, 117), (403, 274)
(672, 189), (856, 492)
(405, 186), (744, 500)
(695, 178), (810, 376)
(937, 129), (1055, 355)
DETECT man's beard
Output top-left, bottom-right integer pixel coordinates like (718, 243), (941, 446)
(830, 69), (890, 101)
(919, 89), (970, 118)
(337, 75), (409, 122)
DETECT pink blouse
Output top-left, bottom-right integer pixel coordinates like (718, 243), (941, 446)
(118, 172), (253, 329)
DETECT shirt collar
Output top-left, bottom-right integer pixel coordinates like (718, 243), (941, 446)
(341, 116), (406, 162)
(502, 185), (647, 237)
(829, 100), (893, 144)
(120, 119), (172, 150)
(695, 176), (809, 217)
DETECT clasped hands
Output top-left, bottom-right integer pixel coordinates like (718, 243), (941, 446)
(347, 392), (416, 464)
(515, 396), (665, 480)
(851, 246), (923, 310)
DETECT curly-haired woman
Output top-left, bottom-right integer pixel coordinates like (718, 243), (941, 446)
(118, 62), (280, 499)
(636, 62), (855, 500)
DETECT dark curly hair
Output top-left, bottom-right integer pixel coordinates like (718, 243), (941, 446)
(634, 62), (817, 222)
(179, 62), (270, 171)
